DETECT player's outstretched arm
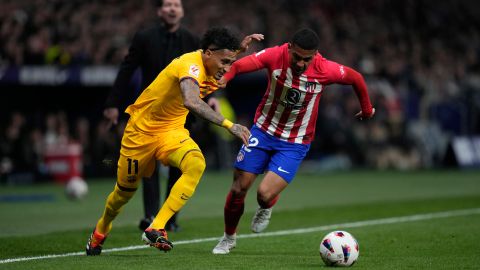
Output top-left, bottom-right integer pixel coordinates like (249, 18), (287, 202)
(180, 79), (250, 145)
(337, 65), (375, 120)
(218, 53), (265, 88)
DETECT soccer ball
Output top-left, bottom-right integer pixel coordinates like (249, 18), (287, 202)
(65, 176), (88, 200)
(319, 231), (359, 267)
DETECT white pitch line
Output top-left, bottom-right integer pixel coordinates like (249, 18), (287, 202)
(1, 207), (479, 264)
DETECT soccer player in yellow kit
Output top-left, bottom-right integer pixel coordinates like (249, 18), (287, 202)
(86, 28), (263, 255)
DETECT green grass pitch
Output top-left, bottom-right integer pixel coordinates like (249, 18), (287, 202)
(0, 170), (479, 269)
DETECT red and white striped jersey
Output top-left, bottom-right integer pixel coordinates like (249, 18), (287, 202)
(225, 43), (365, 145)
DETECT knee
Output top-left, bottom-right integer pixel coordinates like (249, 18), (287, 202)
(256, 188), (276, 204)
(114, 189), (134, 204)
(230, 186), (247, 197)
(181, 151), (206, 178)
(230, 181), (249, 197)
(230, 171), (251, 197)
(105, 186), (135, 215)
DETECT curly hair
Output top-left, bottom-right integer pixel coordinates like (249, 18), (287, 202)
(291, 28), (319, 50)
(201, 27), (240, 52)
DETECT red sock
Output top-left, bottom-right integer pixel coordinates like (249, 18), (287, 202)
(224, 191), (245, 235)
(259, 194), (279, 209)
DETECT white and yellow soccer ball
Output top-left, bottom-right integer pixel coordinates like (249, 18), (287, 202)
(65, 176), (88, 200)
(319, 231), (359, 267)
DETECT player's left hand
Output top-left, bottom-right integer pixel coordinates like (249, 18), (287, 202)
(238, 33), (264, 54)
(355, 107), (375, 120)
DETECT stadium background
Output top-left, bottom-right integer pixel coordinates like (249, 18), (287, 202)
(1, 0), (480, 181)
(1, 1), (480, 268)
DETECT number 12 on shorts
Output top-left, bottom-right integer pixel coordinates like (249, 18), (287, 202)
(242, 136), (259, 153)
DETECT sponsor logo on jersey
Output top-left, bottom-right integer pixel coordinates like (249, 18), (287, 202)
(285, 88), (301, 104)
(280, 88), (304, 110)
(189, 64), (200, 78)
(277, 166), (290, 174)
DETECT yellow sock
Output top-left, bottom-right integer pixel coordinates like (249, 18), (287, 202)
(96, 184), (135, 235)
(150, 150), (205, 229)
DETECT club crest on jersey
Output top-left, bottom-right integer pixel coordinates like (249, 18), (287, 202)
(305, 81), (316, 92)
(236, 150), (245, 162)
(189, 64), (200, 78)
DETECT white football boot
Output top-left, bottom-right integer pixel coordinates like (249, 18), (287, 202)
(212, 233), (236, 254)
(251, 206), (273, 233)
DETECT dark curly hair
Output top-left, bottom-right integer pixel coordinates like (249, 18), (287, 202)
(201, 27), (240, 52)
(291, 28), (319, 50)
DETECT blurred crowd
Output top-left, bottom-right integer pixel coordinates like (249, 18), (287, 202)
(0, 111), (123, 183)
(0, 110), (234, 184)
(1, 0), (480, 182)
(0, 0), (153, 65)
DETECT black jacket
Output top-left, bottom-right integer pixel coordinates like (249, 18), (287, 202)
(106, 23), (200, 110)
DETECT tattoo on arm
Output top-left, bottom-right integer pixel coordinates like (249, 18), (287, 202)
(180, 79), (224, 126)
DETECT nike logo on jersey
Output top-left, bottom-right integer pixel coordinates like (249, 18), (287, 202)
(278, 167), (290, 174)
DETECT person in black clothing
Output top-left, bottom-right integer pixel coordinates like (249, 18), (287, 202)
(103, 0), (198, 232)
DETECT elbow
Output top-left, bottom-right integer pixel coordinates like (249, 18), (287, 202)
(344, 66), (363, 84)
(350, 69), (363, 82)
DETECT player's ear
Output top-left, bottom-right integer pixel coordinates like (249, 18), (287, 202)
(204, 49), (212, 57)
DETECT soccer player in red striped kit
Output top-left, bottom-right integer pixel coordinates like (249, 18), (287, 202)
(213, 28), (375, 254)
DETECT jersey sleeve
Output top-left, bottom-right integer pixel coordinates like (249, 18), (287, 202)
(223, 46), (279, 82)
(177, 60), (202, 86)
(252, 46), (279, 68)
(322, 59), (373, 115)
(321, 59), (348, 84)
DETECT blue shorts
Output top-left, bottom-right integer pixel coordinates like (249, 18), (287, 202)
(234, 126), (310, 183)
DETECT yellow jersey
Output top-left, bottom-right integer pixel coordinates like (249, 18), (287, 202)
(125, 50), (219, 134)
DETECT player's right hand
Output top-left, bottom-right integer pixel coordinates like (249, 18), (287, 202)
(103, 107), (119, 128)
(355, 107), (375, 120)
(229, 123), (251, 146)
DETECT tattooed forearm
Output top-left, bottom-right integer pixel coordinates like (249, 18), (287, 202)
(180, 79), (224, 126)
